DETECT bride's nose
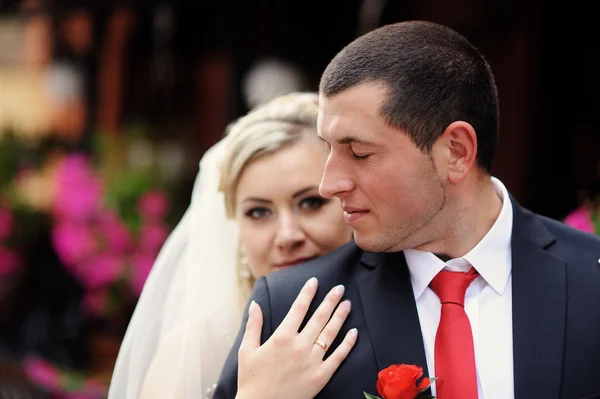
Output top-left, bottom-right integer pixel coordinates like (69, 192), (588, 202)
(274, 213), (306, 251)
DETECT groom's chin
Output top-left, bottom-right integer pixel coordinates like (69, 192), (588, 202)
(353, 232), (391, 253)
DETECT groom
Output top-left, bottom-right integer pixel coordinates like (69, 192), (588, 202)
(214, 21), (600, 399)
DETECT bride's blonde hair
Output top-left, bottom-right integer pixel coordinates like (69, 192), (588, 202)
(218, 92), (320, 300)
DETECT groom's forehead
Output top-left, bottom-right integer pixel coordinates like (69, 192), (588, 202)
(318, 108), (381, 138)
(318, 87), (386, 135)
(318, 111), (389, 149)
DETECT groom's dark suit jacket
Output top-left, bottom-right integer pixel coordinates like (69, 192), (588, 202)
(214, 201), (600, 399)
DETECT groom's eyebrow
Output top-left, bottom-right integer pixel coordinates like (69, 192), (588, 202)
(338, 136), (371, 145)
(319, 134), (375, 146)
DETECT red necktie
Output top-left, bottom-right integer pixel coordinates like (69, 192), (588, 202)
(429, 268), (479, 399)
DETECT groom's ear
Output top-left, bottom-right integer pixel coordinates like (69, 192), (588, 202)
(437, 121), (478, 184)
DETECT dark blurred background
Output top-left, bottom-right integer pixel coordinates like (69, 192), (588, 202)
(0, 0), (597, 397)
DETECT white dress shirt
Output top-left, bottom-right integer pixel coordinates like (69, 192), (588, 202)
(404, 177), (514, 399)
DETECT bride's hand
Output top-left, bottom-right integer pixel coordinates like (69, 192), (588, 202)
(235, 277), (357, 399)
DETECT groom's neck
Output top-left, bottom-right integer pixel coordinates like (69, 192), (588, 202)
(434, 253), (452, 262)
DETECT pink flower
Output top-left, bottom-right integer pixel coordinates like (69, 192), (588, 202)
(81, 377), (109, 394)
(130, 252), (156, 296)
(79, 379), (109, 397)
(564, 206), (595, 234)
(22, 357), (61, 390)
(80, 253), (125, 289)
(0, 208), (13, 241)
(53, 154), (104, 221)
(138, 191), (169, 222)
(82, 289), (109, 317)
(138, 223), (168, 256)
(66, 391), (108, 399)
(0, 246), (22, 276)
(52, 222), (98, 269)
(97, 211), (132, 254)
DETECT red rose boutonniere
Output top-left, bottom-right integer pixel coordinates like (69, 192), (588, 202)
(364, 364), (436, 399)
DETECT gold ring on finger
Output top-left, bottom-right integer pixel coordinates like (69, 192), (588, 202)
(313, 339), (329, 352)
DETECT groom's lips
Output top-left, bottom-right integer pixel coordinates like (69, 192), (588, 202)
(343, 206), (369, 223)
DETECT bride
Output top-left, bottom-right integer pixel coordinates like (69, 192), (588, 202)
(107, 92), (353, 398)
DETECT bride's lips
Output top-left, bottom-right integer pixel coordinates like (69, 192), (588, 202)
(274, 256), (316, 269)
(343, 206), (369, 223)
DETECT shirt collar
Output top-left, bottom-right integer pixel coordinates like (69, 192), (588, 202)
(404, 176), (513, 299)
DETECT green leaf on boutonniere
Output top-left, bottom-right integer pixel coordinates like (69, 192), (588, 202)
(363, 392), (382, 399)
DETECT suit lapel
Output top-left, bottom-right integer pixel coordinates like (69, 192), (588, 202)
(357, 251), (430, 377)
(511, 203), (566, 399)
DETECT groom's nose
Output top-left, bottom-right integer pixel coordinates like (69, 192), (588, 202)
(319, 154), (355, 199)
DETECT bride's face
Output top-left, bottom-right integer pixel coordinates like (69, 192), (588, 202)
(234, 134), (352, 279)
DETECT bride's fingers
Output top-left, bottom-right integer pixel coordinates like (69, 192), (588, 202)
(299, 285), (345, 345)
(239, 301), (263, 355)
(319, 328), (358, 379)
(277, 277), (319, 333)
(311, 299), (352, 359)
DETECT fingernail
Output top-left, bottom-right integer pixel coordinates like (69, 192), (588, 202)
(306, 277), (318, 288)
(249, 300), (257, 316)
(333, 284), (345, 296)
(349, 328), (358, 339)
(339, 300), (351, 313)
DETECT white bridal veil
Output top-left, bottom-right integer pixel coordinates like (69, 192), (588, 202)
(107, 137), (242, 398)
(108, 91), (321, 399)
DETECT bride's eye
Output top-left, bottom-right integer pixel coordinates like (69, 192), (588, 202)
(299, 196), (328, 211)
(245, 207), (271, 220)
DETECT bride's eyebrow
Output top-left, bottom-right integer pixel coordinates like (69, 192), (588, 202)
(242, 197), (271, 204)
(242, 186), (320, 204)
(292, 186), (319, 199)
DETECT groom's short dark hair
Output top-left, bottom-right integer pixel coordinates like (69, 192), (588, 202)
(320, 20), (499, 173)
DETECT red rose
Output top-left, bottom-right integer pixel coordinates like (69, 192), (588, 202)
(376, 364), (430, 399)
